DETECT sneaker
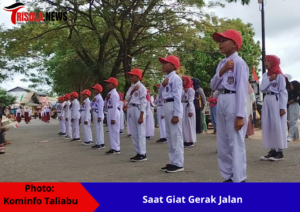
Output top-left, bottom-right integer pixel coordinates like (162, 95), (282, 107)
(120, 131), (123, 134)
(165, 164), (184, 173)
(184, 142), (189, 148)
(260, 150), (277, 161)
(269, 152), (284, 161)
(130, 154), (139, 161)
(60, 133), (66, 136)
(223, 179), (233, 182)
(131, 154), (147, 162)
(99, 144), (105, 149)
(82, 141), (93, 146)
(161, 164), (171, 171)
(156, 138), (167, 143)
(64, 136), (70, 140)
(0, 145), (5, 154)
(92, 145), (100, 149)
(184, 142), (194, 148)
(127, 134), (131, 137)
(106, 149), (120, 155)
(146, 136), (150, 140)
(58, 132), (62, 135)
(106, 130), (109, 133)
(287, 138), (293, 142)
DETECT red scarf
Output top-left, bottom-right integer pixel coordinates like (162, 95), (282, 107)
(119, 92), (124, 101)
(182, 76), (193, 92)
(146, 89), (151, 102)
(265, 55), (283, 76)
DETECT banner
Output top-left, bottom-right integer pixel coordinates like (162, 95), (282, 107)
(1, 183), (299, 211)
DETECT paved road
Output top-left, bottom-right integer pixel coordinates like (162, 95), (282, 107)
(1, 119), (300, 182)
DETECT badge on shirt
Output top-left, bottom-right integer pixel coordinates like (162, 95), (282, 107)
(166, 86), (169, 92)
(272, 83), (277, 87)
(134, 92), (138, 97)
(227, 76), (234, 85)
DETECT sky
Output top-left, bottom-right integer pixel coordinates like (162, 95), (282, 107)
(0, 0), (300, 90)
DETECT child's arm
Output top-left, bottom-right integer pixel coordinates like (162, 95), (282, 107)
(260, 73), (271, 92)
(172, 77), (183, 118)
(278, 74), (288, 113)
(210, 63), (223, 91)
(235, 60), (249, 118)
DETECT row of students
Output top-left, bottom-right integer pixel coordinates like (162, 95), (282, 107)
(53, 28), (290, 180)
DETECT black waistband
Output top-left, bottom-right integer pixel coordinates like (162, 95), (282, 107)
(164, 98), (174, 103)
(107, 106), (113, 109)
(220, 89), (236, 94)
(266, 92), (276, 95)
(182, 101), (188, 103)
(130, 103), (139, 107)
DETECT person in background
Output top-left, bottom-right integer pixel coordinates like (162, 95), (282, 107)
(145, 89), (155, 140)
(192, 78), (206, 134)
(207, 91), (218, 134)
(119, 92), (125, 134)
(154, 84), (167, 143)
(287, 81), (300, 142)
(16, 107), (22, 123)
(246, 82), (256, 138)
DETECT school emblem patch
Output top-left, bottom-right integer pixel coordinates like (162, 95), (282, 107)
(166, 86), (169, 92)
(227, 76), (234, 85)
(272, 83), (277, 87)
(134, 92), (138, 97)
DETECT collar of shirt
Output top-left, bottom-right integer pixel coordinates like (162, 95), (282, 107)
(108, 88), (116, 95)
(166, 70), (176, 79)
(225, 52), (238, 61)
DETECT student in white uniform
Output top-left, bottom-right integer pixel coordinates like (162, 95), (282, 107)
(45, 106), (50, 123)
(154, 84), (166, 143)
(260, 55), (288, 161)
(64, 94), (72, 140)
(125, 68), (147, 162)
(16, 107), (22, 123)
(158, 55), (184, 173)
(70, 92), (81, 142)
(80, 89), (93, 145)
(57, 97), (66, 136)
(181, 76), (196, 148)
(210, 29), (249, 182)
(90, 84), (105, 149)
(104, 77), (121, 155)
(287, 81), (300, 142)
(24, 107), (31, 124)
(126, 102), (131, 137)
(145, 89), (155, 140)
(119, 92), (125, 134)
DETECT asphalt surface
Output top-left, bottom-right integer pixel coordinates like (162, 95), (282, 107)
(1, 118), (300, 182)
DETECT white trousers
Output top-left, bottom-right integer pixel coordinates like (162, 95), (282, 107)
(127, 111), (131, 134)
(93, 111), (104, 145)
(81, 116), (93, 142)
(72, 118), (80, 139)
(217, 94), (248, 182)
(163, 102), (184, 167)
(120, 110), (124, 131)
(59, 115), (66, 133)
(288, 103), (299, 141)
(128, 106), (146, 155)
(157, 106), (166, 139)
(107, 109), (120, 151)
(65, 116), (72, 138)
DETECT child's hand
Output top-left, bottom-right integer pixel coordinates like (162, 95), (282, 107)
(162, 78), (169, 87)
(111, 120), (116, 125)
(220, 60), (234, 76)
(280, 109), (286, 116)
(171, 116), (179, 124)
(234, 117), (244, 131)
(188, 113), (193, 117)
(269, 74), (277, 81)
(138, 116), (143, 124)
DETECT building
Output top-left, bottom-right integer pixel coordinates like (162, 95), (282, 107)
(7, 86), (31, 105)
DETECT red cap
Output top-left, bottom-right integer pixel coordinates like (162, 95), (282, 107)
(80, 89), (91, 97)
(64, 94), (70, 100)
(158, 55), (180, 69)
(70, 92), (79, 98)
(126, 68), (143, 80)
(212, 29), (243, 50)
(104, 77), (118, 87)
(90, 84), (103, 93)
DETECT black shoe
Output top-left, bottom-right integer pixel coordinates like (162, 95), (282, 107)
(184, 142), (188, 147)
(156, 138), (167, 143)
(106, 149), (120, 155)
(161, 164), (171, 171)
(223, 179), (233, 182)
(60, 133), (66, 136)
(269, 152), (284, 161)
(99, 144), (105, 149)
(120, 131), (123, 134)
(127, 134), (131, 137)
(260, 150), (277, 161)
(58, 132), (62, 135)
(130, 154), (139, 161)
(165, 164), (184, 173)
(92, 145), (99, 149)
(184, 142), (194, 148)
(146, 136), (150, 140)
(131, 154), (147, 162)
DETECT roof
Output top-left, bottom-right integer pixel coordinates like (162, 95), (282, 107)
(7, 86), (31, 93)
(20, 91), (40, 104)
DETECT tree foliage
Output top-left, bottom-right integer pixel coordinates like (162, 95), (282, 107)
(0, 89), (16, 107)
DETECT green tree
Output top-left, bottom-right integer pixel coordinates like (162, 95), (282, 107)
(0, 89), (16, 107)
(227, 0), (251, 5)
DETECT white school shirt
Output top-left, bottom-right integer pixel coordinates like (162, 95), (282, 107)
(63, 100), (71, 119)
(106, 88), (119, 121)
(125, 81), (147, 112)
(158, 71), (183, 117)
(210, 52), (249, 118)
(260, 73), (288, 110)
(71, 99), (81, 119)
(90, 93), (104, 119)
(181, 88), (195, 113)
(80, 98), (91, 121)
